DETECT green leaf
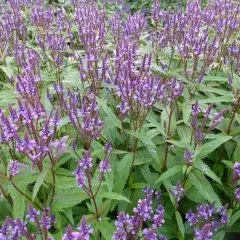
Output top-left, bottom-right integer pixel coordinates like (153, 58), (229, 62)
(97, 192), (131, 203)
(167, 140), (189, 149)
(235, 113), (240, 125)
(145, 115), (166, 136)
(188, 169), (221, 207)
(199, 85), (231, 96)
(234, 143), (240, 163)
(182, 103), (191, 124)
(213, 230), (225, 240)
(176, 211), (185, 239)
(186, 186), (206, 203)
(203, 76), (228, 83)
(194, 161), (222, 185)
(114, 153), (133, 193)
(155, 165), (183, 184)
(32, 169), (48, 200)
(52, 191), (89, 211)
(127, 130), (156, 148)
(97, 219), (115, 239)
(98, 199), (112, 218)
(111, 149), (129, 155)
(196, 136), (232, 159)
(8, 184), (27, 220)
(64, 208), (74, 225)
(196, 95), (233, 104)
(229, 210), (240, 226)
(163, 179), (175, 206)
(222, 160), (234, 169)
(97, 97), (121, 129)
(131, 182), (151, 189)
(134, 151), (153, 166)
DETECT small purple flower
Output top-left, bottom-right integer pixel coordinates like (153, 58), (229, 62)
(99, 157), (111, 173)
(39, 212), (52, 230)
(39, 120), (54, 140)
(112, 229), (127, 240)
(170, 181), (186, 203)
(51, 136), (69, 160)
(153, 205), (165, 228)
(77, 216), (93, 239)
(194, 224), (213, 240)
(133, 198), (152, 221)
(0, 217), (28, 239)
(26, 205), (40, 222)
(235, 188), (240, 201)
(113, 189), (165, 239)
(202, 104), (213, 119)
(155, 191), (162, 199)
(192, 101), (200, 116)
(186, 209), (198, 226)
(73, 166), (86, 189)
(233, 162), (240, 178)
(184, 148), (194, 165)
(9, 160), (27, 178)
(50, 108), (62, 127)
(197, 203), (215, 221)
(152, 0), (162, 22)
(104, 142), (112, 154)
(79, 150), (93, 170)
(220, 214), (229, 224)
(62, 225), (83, 240)
(209, 108), (229, 130)
(143, 228), (157, 240)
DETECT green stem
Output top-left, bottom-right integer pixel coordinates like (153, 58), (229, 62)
(11, 181), (43, 211)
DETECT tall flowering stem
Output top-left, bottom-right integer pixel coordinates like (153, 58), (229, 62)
(73, 143), (112, 239)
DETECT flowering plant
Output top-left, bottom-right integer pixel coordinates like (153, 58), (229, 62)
(0, 0), (240, 239)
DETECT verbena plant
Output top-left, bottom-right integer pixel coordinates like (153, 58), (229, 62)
(0, 0), (240, 239)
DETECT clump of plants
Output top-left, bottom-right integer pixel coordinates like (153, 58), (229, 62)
(1, 0), (240, 239)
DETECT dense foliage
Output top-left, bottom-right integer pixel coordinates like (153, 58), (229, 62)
(0, 0), (240, 239)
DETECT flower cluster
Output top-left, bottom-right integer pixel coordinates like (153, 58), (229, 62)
(8, 160), (27, 179)
(0, 0), (239, 239)
(73, 142), (112, 195)
(170, 181), (186, 205)
(190, 101), (229, 145)
(150, 0), (240, 82)
(186, 203), (229, 240)
(232, 162), (240, 202)
(63, 216), (93, 240)
(184, 148), (194, 165)
(113, 188), (166, 240)
(0, 217), (30, 240)
(27, 205), (55, 235)
(105, 39), (184, 130)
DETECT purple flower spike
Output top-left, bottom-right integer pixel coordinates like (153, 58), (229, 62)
(186, 209), (198, 226)
(170, 181), (186, 203)
(184, 148), (194, 165)
(99, 157), (111, 173)
(235, 188), (240, 201)
(143, 228), (157, 240)
(104, 142), (112, 154)
(202, 104), (213, 119)
(113, 188), (166, 239)
(26, 205), (40, 222)
(153, 204), (165, 228)
(194, 223), (213, 240)
(77, 216), (93, 239)
(62, 225), (83, 240)
(40, 212), (52, 230)
(9, 160), (27, 178)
